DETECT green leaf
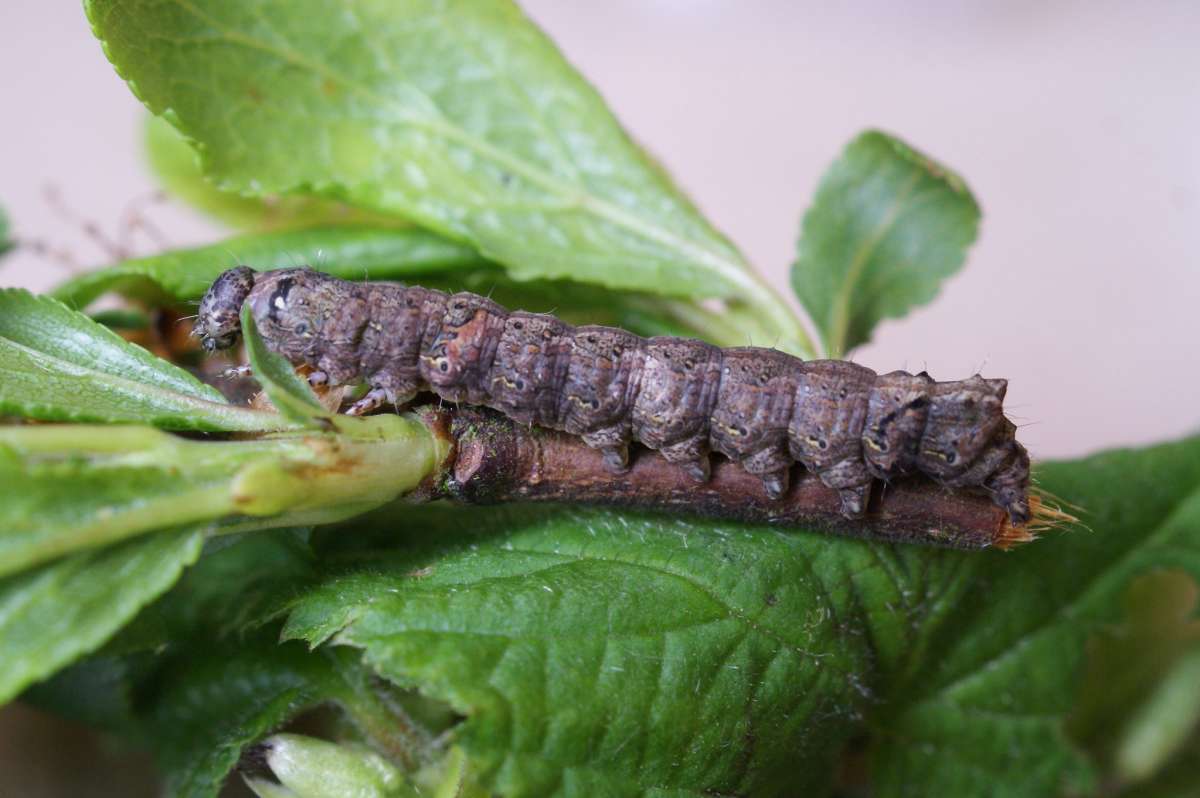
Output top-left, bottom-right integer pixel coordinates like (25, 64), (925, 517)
(142, 643), (366, 798)
(282, 505), (907, 797)
(0, 205), (13, 259)
(250, 734), (408, 798)
(0, 432), (245, 578)
(52, 226), (487, 310)
(241, 305), (329, 427)
(23, 434), (1199, 795)
(0, 526), (203, 703)
(0, 289), (285, 431)
(791, 130), (980, 355)
(146, 114), (398, 232)
(1069, 570), (1200, 769)
(0, 413), (440, 579)
(85, 0), (809, 352)
(869, 437), (1200, 797)
(1115, 644), (1200, 784)
(113, 530), (316, 651)
(52, 225), (773, 346)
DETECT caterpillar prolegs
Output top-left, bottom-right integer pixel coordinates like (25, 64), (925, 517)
(196, 267), (1032, 524)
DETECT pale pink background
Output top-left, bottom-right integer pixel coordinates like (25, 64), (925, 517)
(2, 1), (1198, 460)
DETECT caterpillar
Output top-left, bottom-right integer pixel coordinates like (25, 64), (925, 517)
(196, 266), (1032, 524)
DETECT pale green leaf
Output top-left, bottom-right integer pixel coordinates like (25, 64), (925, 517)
(84, 0), (807, 350)
(255, 734), (408, 798)
(146, 114), (398, 232)
(241, 305), (329, 428)
(52, 226), (486, 309)
(791, 130), (980, 355)
(0, 289), (285, 431)
(0, 527), (204, 703)
(0, 204), (12, 259)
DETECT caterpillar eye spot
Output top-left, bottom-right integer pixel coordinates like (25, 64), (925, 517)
(438, 360), (449, 373)
(586, 335), (597, 344)
(946, 452), (958, 464)
(453, 301), (466, 310)
(589, 399), (600, 410)
(515, 379), (526, 390)
(512, 321), (524, 330)
(294, 323), (308, 334)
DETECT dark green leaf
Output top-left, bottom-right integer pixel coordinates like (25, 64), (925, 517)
(116, 529), (318, 649)
(791, 130), (980, 355)
(52, 226), (487, 309)
(0, 289), (284, 431)
(0, 527), (203, 703)
(23, 435), (1198, 795)
(85, 0), (809, 351)
(1070, 570), (1200, 768)
(869, 437), (1200, 797)
(141, 642), (365, 798)
(283, 505), (910, 797)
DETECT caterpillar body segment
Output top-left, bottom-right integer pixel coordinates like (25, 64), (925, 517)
(196, 267), (1032, 524)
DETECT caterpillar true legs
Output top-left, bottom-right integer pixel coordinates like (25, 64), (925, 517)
(196, 267), (1032, 524)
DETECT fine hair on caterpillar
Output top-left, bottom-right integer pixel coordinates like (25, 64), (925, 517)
(196, 266), (1032, 524)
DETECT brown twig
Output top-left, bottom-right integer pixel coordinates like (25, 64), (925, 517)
(412, 406), (1049, 550)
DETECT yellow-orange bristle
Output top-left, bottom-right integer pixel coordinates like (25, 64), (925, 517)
(996, 489), (1081, 550)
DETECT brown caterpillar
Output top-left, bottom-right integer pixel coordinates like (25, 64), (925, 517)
(196, 267), (1031, 524)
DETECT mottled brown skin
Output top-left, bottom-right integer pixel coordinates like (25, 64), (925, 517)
(488, 311), (573, 427)
(862, 370), (935, 480)
(558, 325), (646, 471)
(197, 267), (1032, 524)
(789, 360), (877, 516)
(710, 347), (799, 499)
(419, 291), (509, 407)
(632, 336), (724, 482)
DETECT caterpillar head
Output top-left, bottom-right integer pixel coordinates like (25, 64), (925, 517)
(196, 266), (257, 351)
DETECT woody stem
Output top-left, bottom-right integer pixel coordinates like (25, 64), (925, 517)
(411, 406), (1021, 550)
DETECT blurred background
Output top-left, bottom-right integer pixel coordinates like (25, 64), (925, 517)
(1, 1), (1198, 794)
